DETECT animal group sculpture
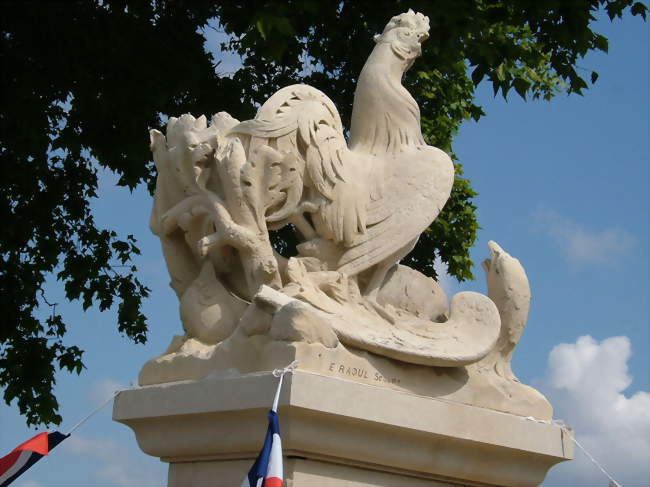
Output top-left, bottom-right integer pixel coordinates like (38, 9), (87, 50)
(143, 10), (552, 419)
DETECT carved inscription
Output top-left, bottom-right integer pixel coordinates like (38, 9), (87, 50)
(327, 362), (401, 385)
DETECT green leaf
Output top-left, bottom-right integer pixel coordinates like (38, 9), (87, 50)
(471, 65), (486, 85)
(593, 34), (609, 53)
(255, 19), (268, 40)
(631, 2), (648, 20)
(495, 63), (506, 82)
(591, 71), (599, 84)
(513, 78), (531, 99)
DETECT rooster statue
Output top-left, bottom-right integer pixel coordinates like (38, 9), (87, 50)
(148, 9), (501, 368)
(226, 10), (453, 310)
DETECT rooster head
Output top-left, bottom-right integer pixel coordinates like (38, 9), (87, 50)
(374, 9), (430, 63)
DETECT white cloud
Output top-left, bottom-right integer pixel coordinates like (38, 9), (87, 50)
(88, 379), (128, 406)
(64, 435), (165, 487)
(539, 335), (650, 487)
(531, 208), (635, 265)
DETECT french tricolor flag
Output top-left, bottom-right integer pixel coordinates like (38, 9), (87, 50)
(0, 431), (69, 487)
(240, 409), (283, 487)
(241, 362), (297, 487)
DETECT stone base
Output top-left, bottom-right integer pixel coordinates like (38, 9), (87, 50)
(113, 371), (571, 487)
(170, 458), (460, 486)
(138, 334), (553, 420)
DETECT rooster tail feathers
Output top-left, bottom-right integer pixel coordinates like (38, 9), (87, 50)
(306, 144), (331, 198)
(227, 84), (371, 246)
(297, 113), (312, 148)
(229, 116), (298, 140)
(311, 124), (346, 188)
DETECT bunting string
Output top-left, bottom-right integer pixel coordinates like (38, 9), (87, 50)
(525, 416), (622, 487)
(66, 388), (123, 435)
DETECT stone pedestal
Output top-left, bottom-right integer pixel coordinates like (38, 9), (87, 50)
(113, 371), (571, 487)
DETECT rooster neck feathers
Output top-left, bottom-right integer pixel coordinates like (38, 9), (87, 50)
(349, 11), (429, 155)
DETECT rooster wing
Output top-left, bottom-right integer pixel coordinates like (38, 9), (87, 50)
(337, 146), (454, 277)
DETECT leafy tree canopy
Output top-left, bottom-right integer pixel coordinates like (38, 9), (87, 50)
(0, 0), (646, 425)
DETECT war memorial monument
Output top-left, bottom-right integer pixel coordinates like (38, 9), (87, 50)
(113, 10), (572, 486)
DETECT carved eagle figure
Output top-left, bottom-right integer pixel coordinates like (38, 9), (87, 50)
(229, 10), (454, 301)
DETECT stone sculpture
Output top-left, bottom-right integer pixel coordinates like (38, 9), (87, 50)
(142, 9), (551, 419)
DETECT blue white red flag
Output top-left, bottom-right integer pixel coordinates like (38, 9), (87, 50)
(241, 361), (297, 487)
(240, 409), (283, 487)
(0, 431), (69, 487)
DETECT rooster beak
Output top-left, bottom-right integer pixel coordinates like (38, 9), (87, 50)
(481, 257), (491, 274)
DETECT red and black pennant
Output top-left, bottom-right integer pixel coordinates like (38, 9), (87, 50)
(0, 432), (69, 487)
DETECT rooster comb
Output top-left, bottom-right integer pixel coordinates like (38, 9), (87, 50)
(380, 9), (430, 36)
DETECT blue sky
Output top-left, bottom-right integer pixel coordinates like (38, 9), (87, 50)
(1, 11), (648, 487)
